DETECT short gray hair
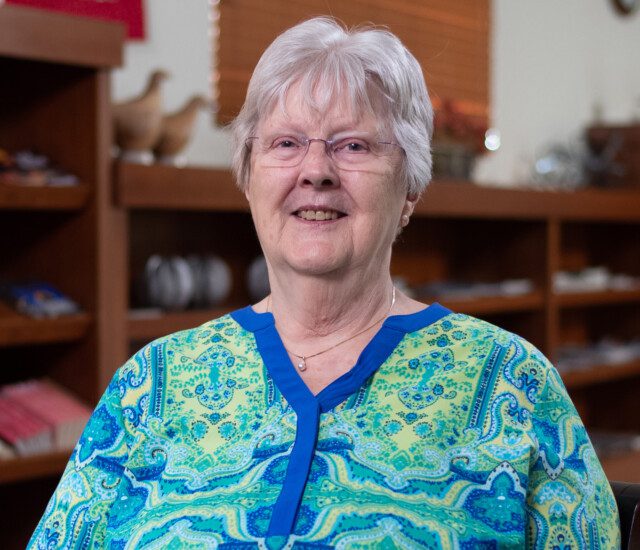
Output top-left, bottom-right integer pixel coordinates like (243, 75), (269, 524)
(230, 16), (433, 197)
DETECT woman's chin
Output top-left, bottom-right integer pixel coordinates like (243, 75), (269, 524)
(283, 246), (349, 277)
(291, 258), (343, 277)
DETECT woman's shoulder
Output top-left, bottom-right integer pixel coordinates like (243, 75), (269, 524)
(114, 311), (249, 395)
(425, 310), (546, 355)
(137, 310), (246, 355)
(418, 310), (556, 401)
(455, 311), (551, 366)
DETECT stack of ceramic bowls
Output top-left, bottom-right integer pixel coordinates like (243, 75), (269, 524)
(144, 255), (232, 310)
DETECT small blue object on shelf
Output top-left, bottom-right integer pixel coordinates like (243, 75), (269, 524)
(2, 283), (80, 318)
(0, 148), (79, 187)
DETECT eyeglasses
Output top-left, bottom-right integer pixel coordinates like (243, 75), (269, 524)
(245, 135), (403, 170)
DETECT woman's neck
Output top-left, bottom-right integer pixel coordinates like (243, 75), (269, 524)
(265, 269), (394, 345)
(255, 267), (427, 394)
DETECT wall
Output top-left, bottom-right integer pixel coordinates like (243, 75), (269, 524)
(112, 0), (640, 186)
(112, 0), (229, 167)
(477, 0), (640, 185)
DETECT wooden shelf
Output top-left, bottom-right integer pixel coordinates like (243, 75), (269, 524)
(0, 7), (125, 544)
(0, 5), (123, 67)
(0, 311), (92, 347)
(419, 180), (640, 221)
(430, 292), (544, 315)
(556, 289), (640, 308)
(0, 183), (90, 210)
(115, 163), (247, 211)
(115, 166), (640, 222)
(561, 359), (640, 389)
(128, 308), (231, 341)
(0, 449), (70, 485)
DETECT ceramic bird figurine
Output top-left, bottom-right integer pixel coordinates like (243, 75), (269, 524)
(153, 95), (210, 166)
(112, 69), (170, 164)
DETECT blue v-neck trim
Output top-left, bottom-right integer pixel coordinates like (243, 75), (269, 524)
(231, 302), (451, 410)
(316, 302), (452, 410)
(230, 302), (451, 537)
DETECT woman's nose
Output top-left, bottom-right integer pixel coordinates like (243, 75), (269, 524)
(298, 140), (339, 188)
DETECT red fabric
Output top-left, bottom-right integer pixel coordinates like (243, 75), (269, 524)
(5, 0), (145, 39)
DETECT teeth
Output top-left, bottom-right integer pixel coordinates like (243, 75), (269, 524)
(297, 210), (339, 221)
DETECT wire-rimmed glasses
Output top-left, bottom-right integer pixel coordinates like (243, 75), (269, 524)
(245, 135), (403, 170)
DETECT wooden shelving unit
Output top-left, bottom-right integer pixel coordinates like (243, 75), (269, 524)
(562, 359), (640, 390)
(0, 310), (92, 347)
(115, 162), (245, 211)
(116, 165), (640, 463)
(114, 168), (640, 348)
(431, 292), (545, 315)
(0, 6), (125, 547)
(0, 182), (91, 210)
(556, 289), (640, 307)
(415, 180), (640, 221)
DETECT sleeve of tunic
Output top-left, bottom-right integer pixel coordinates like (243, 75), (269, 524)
(525, 353), (620, 549)
(27, 345), (152, 549)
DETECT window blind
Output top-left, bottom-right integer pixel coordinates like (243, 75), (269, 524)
(213, 0), (490, 129)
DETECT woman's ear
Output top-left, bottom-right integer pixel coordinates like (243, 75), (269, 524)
(402, 193), (418, 223)
(397, 194), (418, 236)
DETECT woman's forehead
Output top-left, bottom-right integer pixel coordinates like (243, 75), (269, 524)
(260, 87), (383, 134)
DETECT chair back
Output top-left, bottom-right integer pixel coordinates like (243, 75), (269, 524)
(610, 481), (640, 550)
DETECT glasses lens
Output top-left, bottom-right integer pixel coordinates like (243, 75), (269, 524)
(252, 135), (400, 169)
(331, 137), (397, 168)
(268, 136), (306, 163)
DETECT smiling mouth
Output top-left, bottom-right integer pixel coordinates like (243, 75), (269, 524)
(295, 209), (344, 221)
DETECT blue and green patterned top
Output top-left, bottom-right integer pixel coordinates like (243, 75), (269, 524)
(29, 304), (619, 549)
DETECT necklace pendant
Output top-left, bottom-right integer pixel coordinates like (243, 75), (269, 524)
(297, 358), (307, 371)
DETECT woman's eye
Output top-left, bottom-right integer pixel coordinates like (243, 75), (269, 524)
(336, 139), (370, 153)
(272, 137), (299, 149)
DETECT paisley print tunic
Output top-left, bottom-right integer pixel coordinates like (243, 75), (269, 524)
(29, 304), (619, 548)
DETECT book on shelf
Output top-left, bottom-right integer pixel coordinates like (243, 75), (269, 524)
(0, 394), (53, 456)
(0, 379), (92, 457)
(0, 281), (80, 318)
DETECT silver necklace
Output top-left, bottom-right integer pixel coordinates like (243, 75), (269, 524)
(268, 286), (396, 371)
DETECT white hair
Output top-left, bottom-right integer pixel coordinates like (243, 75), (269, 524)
(229, 16), (433, 197)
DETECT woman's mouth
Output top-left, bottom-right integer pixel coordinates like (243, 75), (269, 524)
(295, 209), (344, 221)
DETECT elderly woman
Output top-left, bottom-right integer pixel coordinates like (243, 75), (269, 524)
(30, 17), (618, 549)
